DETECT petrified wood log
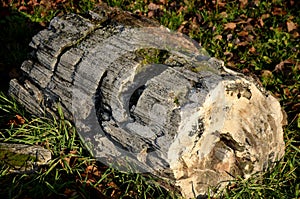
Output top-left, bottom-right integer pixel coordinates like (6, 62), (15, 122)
(9, 6), (286, 198)
(0, 143), (51, 174)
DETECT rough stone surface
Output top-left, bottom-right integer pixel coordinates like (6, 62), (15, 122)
(0, 143), (51, 173)
(8, 6), (286, 198)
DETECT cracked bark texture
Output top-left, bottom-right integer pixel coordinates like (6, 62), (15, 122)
(8, 6), (286, 198)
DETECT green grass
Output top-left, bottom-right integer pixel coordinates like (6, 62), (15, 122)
(0, 0), (299, 198)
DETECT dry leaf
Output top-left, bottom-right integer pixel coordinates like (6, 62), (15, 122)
(237, 30), (248, 36)
(85, 165), (101, 177)
(234, 38), (241, 44)
(274, 59), (295, 71)
(239, 0), (248, 8)
(148, 2), (160, 10)
(292, 31), (299, 38)
(241, 68), (250, 74)
(227, 34), (233, 41)
(261, 13), (270, 19)
(16, 114), (25, 124)
(253, 0), (260, 6)
(160, 0), (168, 4)
(246, 18), (253, 23)
(246, 34), (255, 42)
(284, 88), (291, 97)
(287, 21), (297, 32)
(177, 24), (185, 33)
(227, 61), (236, 68)
(261, 70), (273, 79)
(272, 7), (287, 16)
(235, 19), (247, 25)
(18, 6), (28, 11)
(147, 10), (155, 17)
(177, 5), (186, 13)
(224, 51), (233, 60)
(237, 41), (249, 46)
(240, 14), (247, 19)
(191, 17), (200, 28)
(249, 46), (256, 53)
(107, 181), (118, 189)
(224, 22), (236, 30)
(214, 35), (223, 40)
(259, 18), (264, 27)
(64, 188), (77, 197)
(219, 11), (228, 18)
(243, 25), (253, 32)
(70, 150), (78, 155)
(214, 0), (226, 7)
(289, 0), (295, 6)
(7, 114), (25, 126)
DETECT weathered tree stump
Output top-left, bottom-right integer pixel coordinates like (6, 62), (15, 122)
(9, 6), (286, 198)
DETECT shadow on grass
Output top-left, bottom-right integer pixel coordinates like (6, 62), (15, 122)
(0, 7), (43, 93)
(0, 170), (107, 199)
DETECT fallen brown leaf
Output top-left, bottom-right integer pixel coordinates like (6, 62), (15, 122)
(249, 46), (256, 53)
(18, 6), (28, 11)
(64, 188), (77, 197)
(241, 68), (250, 74)
(272, 7), (287, 16)
(246, 18), (253, 23)
(261, 70), (273, 79)
(70, 150), (78, 155)
(219, 11), (228, 18)
(107, 181), (119, 197)
(239, 0), (248, 8)
(261, 13), (270, 19)
(214, 0), (226, 7)
(227, 34), (233, 41)
(289, 0), (295, 6)
(237, 41), (249, 46)
(259, 18), (264, 27)
(287, 21), (298, 32)
(147, 10), (154, 17)
(246, 34), (255, 42)
(237, 30), (248, 37)
(244, 24), (254, 31)
(292, 31), (299, 38)
(160, 0), (168, 5)
(227, 61), (236, 68)
(85, 165), (101, 177)
(107, 181), (118, 188)
(16, 114), (25, 124)
(214, 35), (223, 41)
(224, 22), (236, 30)
(191, 17), (200, 28)
(224, 51), (233, 60)
(148, 2), (160, 10)
(274, 59), (295, 72)
(7, 114), (25, 126)
(284, 88), (291, 98)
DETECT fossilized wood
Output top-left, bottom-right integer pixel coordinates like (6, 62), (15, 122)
(9, 6), (286, 198)
(0, 143), (51, 174)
